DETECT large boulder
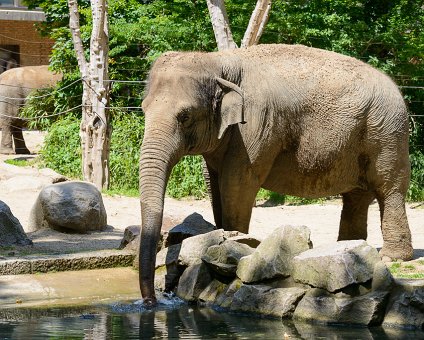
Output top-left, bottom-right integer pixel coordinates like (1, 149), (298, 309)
(236, 225), (312, 283)
(292, 240), (381, 292)
(383, 279), (424, 329)
(178, 229), (225, 267)
(164, 213), (216, 247)
(202, 240), (254, 277)
(176, 263), (213, 301)
(293, 288), (389, 326)
(28, 181), (107, 233)
(0, 201), (32, 246)
(231, 284), (307, 318)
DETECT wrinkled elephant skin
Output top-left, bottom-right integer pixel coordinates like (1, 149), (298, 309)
(139, 44), (413, 304)
(0, 65), (62, 154)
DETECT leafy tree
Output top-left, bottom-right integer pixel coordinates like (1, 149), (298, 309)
(23, 0), (423, 200)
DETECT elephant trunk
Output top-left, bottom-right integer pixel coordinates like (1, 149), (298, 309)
(138, 127), (181, 306)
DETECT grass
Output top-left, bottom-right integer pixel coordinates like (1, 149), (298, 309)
(4, 159), (31, 167)
(388, 261), (424, 279)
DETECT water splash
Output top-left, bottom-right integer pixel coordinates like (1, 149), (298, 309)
(110, 292), (185, 313)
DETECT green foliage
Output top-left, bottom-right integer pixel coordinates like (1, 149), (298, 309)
(40, 116), (82, 179)
(4, 159), (30, 167)
(167, 156), (207, 199)
(108, 109), (144, 192)
(408, 151), (424, 201)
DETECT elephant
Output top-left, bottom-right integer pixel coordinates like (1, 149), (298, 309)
(139, 44), (413, 305)
(0, 65), (62, 154)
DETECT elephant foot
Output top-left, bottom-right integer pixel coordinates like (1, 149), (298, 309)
(15, 147), (31, 155)
(379, 244), (414, 262)
(0, 146), (15, 155)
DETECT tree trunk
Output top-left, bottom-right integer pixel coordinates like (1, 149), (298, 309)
(68, 0), (110, 190)
(241, 0), (272, 48)
(206, 0), (238, 50)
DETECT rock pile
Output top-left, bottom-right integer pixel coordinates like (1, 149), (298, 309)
(132, 215), (424, 330)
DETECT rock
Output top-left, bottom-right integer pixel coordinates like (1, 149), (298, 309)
(28, 181), (107, 233)
(236, 225), (312, 283)
(372, 261), (394, 292)
(231, 284), (307, 318)
(293, 288), (389, 326)
(202, 240), (254, 277)
(0, 201), (32, 246)
(214, 278), (243, 308)
(156, 244), (181, 268)
(198, 279), (229, 305)
(227, 235), (261, 248)
(166, 213), (216, 247)
(383, 279), (424, 329)
(38, 168), (67, 183)
(176, 263), (213, 302)
(155, 263), (184, 292)
(292, 240), (380, 292)
(178, 229), (225, 267)
(119, 225), (140, 250)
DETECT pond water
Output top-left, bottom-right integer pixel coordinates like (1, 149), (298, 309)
(0, 298), (423, 339)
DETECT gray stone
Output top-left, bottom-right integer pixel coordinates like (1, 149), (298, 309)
(176, 263), (213, 302)
(236, 225), (312, 283)
(227, 235), (261, 248)
(383, 279), (424, 329)
(28, 181), (107, 233)
(119, 225), (140, 250)
(0, 200), (32, 246)
(293, 289), (389, 326)
(198, 279), (229, 305)
(231, 284), (307, 318)
(202, 240), (254, 277)
(154, 244), (184, 291)
(292, 240), (380, 292)
(156, 244), (181, 268)
(166, 213), (216, 247)
(372, 261), (394, 292)
(154, 263), (184, 292)
(178, 229), (225, 267)
(215, 278), (243, 308)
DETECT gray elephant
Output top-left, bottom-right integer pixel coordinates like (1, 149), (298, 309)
(139, 44), (413, 305)
(0, 65), (62, 154)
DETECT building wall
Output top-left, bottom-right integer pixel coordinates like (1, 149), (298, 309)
(0, 19), (53, 67)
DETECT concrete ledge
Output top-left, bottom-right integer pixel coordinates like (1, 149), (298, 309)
(0, 250), (135, 275)
(0, 9), (45, 21)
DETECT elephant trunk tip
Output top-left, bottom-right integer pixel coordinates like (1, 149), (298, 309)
(143, 296), (157, 308)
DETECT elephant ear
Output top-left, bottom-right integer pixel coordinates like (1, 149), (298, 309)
(216, 78), (245, 139)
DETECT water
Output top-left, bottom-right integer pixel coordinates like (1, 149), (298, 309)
(0, 298), (423, 339)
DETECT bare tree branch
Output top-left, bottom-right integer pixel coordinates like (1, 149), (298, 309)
(206, 0), (238, 50)
(241, 0), (272, 48)
(67, 0), (88, 77)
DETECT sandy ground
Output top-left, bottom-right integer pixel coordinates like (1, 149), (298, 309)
(0, 131), (423, 259)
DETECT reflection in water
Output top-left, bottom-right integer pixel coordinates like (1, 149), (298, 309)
(0, 300), (423, 339)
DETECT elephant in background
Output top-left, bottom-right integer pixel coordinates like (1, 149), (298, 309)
(139, 44), (413, 305)
(0, 65), (62, 154)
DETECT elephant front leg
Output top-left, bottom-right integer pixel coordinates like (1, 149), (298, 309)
(338, 189), (375, 241)
(220, 165), (260, 234)
(203, 159), (223, 229)
(0, 124), (15, 154)
(12, 126), (30, 154)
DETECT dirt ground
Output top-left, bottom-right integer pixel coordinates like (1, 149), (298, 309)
(1, 131), (423, 262)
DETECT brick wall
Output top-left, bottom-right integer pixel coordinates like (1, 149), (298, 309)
(0, 20), (54, 66)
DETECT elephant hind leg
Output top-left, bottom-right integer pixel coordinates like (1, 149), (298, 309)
(12, 126), (30, 154)
(0, 124), (15, 154)
(376, 190), (413, 261)
(338, 189), (375, 241)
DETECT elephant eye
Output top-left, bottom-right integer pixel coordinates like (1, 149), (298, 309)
(178, 111), (190, 125)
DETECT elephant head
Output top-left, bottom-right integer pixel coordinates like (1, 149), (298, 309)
(139, 52), (245, 305)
